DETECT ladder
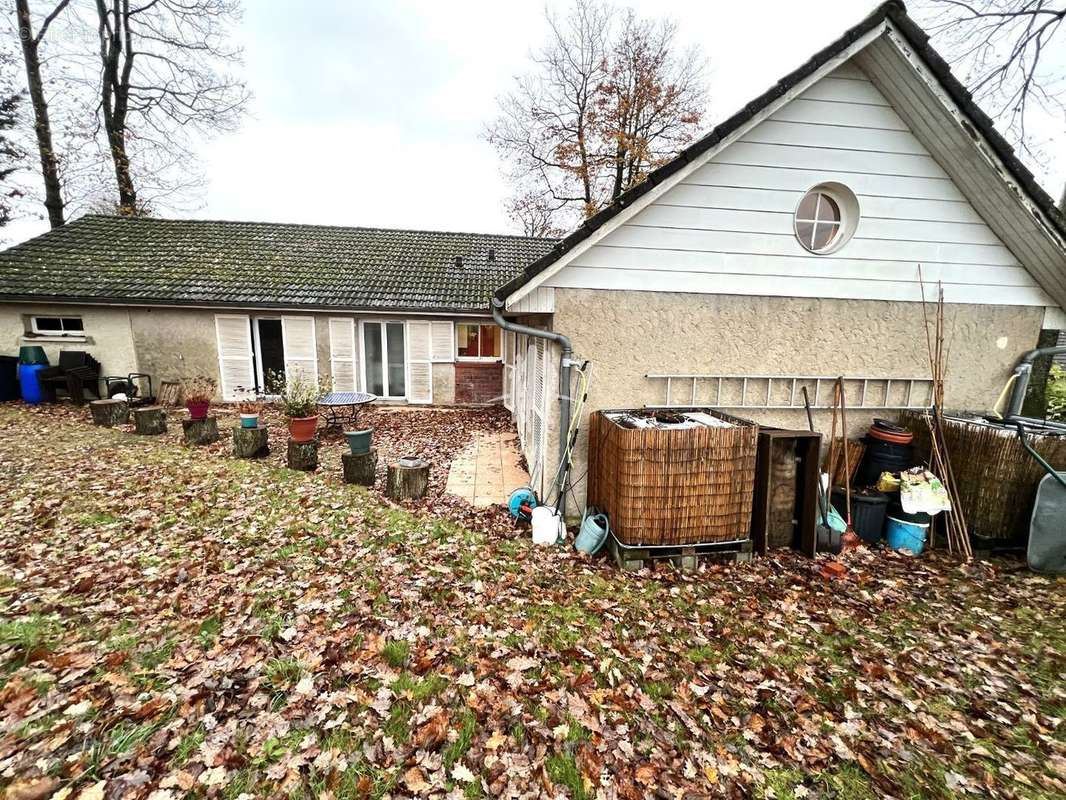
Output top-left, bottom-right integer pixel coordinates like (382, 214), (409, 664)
(645, 373), (933, 410)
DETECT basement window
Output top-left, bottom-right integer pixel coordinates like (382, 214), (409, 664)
(30, 316), (85, 336)
(456, 323), (501, 360)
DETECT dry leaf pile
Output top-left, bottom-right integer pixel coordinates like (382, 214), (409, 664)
(0, 404), (1063, 800)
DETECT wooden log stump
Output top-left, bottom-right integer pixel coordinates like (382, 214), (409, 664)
(232, 425), (269, 458)
(287, 438), (319, 471)
(182, 416), (220, 446)
(133, 405), (167, 435)
(386, 457), (430, 501)
(342, 449), (378, 486)
(89, 398), (129, 427)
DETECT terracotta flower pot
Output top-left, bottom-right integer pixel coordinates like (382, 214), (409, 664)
(186, 400), (210, 421)
(288, 415), (318, 442)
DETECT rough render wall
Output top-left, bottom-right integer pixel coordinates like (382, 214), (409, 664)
(544, 288), (1043, 513)
(0, 302), (139, 376)
(129, 308), (221, 391)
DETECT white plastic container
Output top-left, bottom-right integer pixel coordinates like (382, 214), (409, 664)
(531, 505), (564, 546)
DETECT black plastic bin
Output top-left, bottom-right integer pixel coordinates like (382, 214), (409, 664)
(0, 355), (18, 401)
(854, 437), (914, 487)
(831, 488), (890, 544)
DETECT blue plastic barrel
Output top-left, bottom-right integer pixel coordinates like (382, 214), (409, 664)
(885, 516), (929, 555)
(18, 362), (48, 404)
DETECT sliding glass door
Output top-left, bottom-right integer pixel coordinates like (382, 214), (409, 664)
(362, 321), (406, 398)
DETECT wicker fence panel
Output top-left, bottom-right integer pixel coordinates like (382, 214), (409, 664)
(899, 410), (1066, 541)
(588, 410), (758, 546)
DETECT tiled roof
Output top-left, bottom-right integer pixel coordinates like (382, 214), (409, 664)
(0, 215), (555, 313)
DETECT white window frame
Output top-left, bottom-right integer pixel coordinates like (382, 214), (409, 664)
(360, 319), (408, 400)
(455, 322), (502, 362)
(793, 182), (860, 256)
(30, 315), (85, 337)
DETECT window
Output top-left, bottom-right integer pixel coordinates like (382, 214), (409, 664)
(794, 183), (859, 254)
(456, 323), (501, 360)
(31, 316), (85, 336)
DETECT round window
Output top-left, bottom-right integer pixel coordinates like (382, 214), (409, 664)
(794, 183), (859, 254)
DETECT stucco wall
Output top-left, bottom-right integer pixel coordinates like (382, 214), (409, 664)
(129, 307), (221, 390)
(0, 302), (139, 377)
(543, 288), (1043, 512)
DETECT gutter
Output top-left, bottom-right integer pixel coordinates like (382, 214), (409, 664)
(491, 296), (574, 517)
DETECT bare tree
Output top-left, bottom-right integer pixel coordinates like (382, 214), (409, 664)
(0, 51), (24, 227)
(14, 0), (69, 228)
(486, 0), (707, 236)
(919, 1), (1066, 155)
(87, 0), (249, 215)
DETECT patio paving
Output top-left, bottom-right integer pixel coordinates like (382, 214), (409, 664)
(445, 430), (530, 507)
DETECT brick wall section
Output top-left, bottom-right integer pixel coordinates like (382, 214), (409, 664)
(454, 361), (502, 404)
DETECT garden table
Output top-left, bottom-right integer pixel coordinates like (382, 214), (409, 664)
(317, 391), (376, 429)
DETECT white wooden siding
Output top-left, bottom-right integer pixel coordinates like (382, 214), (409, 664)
(505, 286), (555, 313)
(543, 59), (1054, 307)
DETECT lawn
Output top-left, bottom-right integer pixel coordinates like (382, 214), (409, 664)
(0, 404), (1062, 799)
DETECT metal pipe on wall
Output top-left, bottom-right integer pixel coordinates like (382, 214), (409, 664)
(491, 297), (574, 517)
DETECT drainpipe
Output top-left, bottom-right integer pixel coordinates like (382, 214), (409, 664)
(491, 296), (574, 516)
(1006, 344), (1066, 418)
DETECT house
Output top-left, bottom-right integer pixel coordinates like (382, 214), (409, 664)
(494, 0), (1066, 511)
(0, 216), (552, 405)
(1, 2), (1064, 518)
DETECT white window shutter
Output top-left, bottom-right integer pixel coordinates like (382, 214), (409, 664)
(328, 318), (358, 391)
(430, 321), (454, 362)
(214, 314), (254, 401)
(282, 316), (318, 384)
(406, 320), (433, 404)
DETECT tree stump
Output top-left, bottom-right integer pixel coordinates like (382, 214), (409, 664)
(232, 425), (269, 459)
(287, 438), (319, 471)
(182, 416), (220, 446)
(89, 399), (129, 427)
(342, 449), (378, 486)
(386, 457), (430, 501)
(133, 405), (167, 435)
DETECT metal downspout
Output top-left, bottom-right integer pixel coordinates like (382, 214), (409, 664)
(491, 297), (573, 517)
(1006, 344), (1066, 418)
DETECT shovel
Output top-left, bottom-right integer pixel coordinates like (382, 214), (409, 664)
(803, 386), (833, 555)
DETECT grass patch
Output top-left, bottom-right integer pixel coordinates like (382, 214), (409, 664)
(0, 615), (61, 665)
(381, 639), (410, 669)
(546, 751), (586, 800)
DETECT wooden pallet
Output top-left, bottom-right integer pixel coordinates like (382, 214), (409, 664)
(607, 534), (753, 572)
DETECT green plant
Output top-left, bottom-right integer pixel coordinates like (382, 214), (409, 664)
(268, 370), (328, 418)
(1047, 364), (1066, 421)
(181, 375), (216, 404)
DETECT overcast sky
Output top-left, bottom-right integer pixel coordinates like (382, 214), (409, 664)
(8, 0), (1066, 242)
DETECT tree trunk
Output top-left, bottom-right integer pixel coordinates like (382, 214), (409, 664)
(386, 458), (430, 501)
(1022, 328), (1059, 418)
(89, 398), (128, 427)
(133, 405), (167, 435)
(15, 0), (65, 228)
(287, 438), (319, 471)
(96, 0), (138, 212)
(232, 425), (268, 458)
(342, 449), (378, 487)
(182, 416), (219, 446)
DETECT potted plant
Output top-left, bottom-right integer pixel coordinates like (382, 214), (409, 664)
(344, 428), (373, 455)
(269, 370), (324, 443)
(182, 376), (216, 421)
(237, 399), (264, 429)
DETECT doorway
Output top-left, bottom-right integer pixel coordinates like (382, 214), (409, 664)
(254, 318), (285, 392)
(362, 321), (406, 398)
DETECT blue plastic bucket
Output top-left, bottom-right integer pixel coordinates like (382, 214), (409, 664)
(575, 509), (609, 555)
(885, 516), (929, 555)
(17, 362), (48, 404)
